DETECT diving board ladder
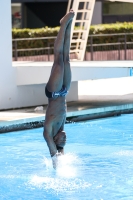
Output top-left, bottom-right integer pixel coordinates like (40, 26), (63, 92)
(67, 0), (96, 61)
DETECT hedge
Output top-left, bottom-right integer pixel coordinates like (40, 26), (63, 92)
(12, 22), (133, 51)
(89, 22), (133, 45)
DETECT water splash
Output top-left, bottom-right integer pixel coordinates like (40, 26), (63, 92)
(43, 153), (82, 178)
(29, 175), (91, 193)
(28, 153), (91, 193)
(56, 153), (81, 178)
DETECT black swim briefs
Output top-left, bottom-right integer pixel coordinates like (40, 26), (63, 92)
(45, 85), (68, 98)
(56, 145), (63, 150)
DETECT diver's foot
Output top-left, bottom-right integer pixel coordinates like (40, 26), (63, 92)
(60, 9), (75, 25)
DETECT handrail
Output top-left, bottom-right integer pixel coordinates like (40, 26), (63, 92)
(12, 36), (56, 41)
(12, 32), (133, 61)
(12, 47), (52, 52)
(88, 32), (133, 37)
(87, 41), (133, 47)
(12, 32), (133, 42)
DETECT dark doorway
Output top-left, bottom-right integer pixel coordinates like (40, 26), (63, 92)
(25, 2), (68, 28)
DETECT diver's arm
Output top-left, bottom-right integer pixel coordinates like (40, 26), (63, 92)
(43, 129), (57, 157)
(58, 148), (64, 154)
(44, 130), (59, 169)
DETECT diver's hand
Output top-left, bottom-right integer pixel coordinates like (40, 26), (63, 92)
(51, 152), (62, 169)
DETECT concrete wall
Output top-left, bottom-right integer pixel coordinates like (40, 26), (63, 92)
(2, 57), (131, 110)
(0, 0), (14, 110)
(0, 1), (131, 110)
(14, 61), (132, 85)
(3, 81), (78, 109)
(11, 60), (132, 110)
(0, 1), (78, 110)
(91, 2), (102, 25)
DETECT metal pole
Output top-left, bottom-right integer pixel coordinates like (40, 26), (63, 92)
(118, 38), (123, 60)
(48, 43), (50, 61)
(124, 34), (127, 60)
(118, 43), (120, 60)
(90, 36), (93, 61)
(14, 40), (18, 61)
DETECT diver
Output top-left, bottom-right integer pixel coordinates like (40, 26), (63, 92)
(43, 10), (75, 169)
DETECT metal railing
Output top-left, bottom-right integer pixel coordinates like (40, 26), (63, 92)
(12, 36), (56, 61)
(12, 33), (133, 61)
(85, 32), (133, 61)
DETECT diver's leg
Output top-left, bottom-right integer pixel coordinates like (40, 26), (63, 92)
(46, 11), (74, 92)
(63, 20), (72, 90)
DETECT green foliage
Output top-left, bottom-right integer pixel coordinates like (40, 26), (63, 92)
(12, 27), (59, 52)
(88, 22), (133, 45)
(12, 26), (59, 39)
(12, 22), (133, 51)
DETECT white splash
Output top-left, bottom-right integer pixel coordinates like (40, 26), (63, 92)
(43, 153), (81, 178)
(56, 153), (80, 178)
(28, 153), (91, 193)
(29, 175), (91, 193)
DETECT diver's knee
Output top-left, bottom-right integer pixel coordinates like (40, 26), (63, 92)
(54, 52), (63, 65)
(64, 55), (70, 64)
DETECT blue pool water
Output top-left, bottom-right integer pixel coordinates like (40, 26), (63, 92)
(0, 114), (133, 200)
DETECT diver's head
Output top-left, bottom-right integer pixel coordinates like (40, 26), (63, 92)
(53, 131), (66, 149)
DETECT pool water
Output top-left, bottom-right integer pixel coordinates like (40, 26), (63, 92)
(0, 114), (133, 200)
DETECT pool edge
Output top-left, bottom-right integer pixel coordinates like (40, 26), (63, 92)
(0, 103), (133, 133)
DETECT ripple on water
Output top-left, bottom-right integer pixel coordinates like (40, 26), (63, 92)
(114, 150), (133, 156)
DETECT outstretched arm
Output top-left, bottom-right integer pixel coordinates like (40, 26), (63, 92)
(43, 129), (58, 169)
(43, 129), (57, 157)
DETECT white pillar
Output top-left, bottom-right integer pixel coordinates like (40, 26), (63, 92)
(0, 0), (14, 109)
(91, 2), (102, 25)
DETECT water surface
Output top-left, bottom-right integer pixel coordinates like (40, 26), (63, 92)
(0, 114), (133, 200)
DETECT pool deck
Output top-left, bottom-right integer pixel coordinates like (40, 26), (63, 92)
(0, 91), (133, 133)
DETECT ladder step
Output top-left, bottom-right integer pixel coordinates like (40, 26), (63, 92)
(71, 39), (86, 43)
(75, 20), (89, 23)
(77, 9), (91, 12)
(70, 49), (82, 53)
(78, 0), (93, 2)
(73, 30), (86, 33)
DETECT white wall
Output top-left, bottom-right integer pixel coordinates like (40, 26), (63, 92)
(8, 82), (78, 109)
(11, 60), (131, 110)
(0, 0), (14, 110)
(91, 2), (102, 25)
(0, 1), (78, 110)
(0, 2), (78, 110)
(14, 61), (132, 86)
(0, 1), (131, 110)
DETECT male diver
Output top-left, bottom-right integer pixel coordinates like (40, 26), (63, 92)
(43, 10), (75, 169)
